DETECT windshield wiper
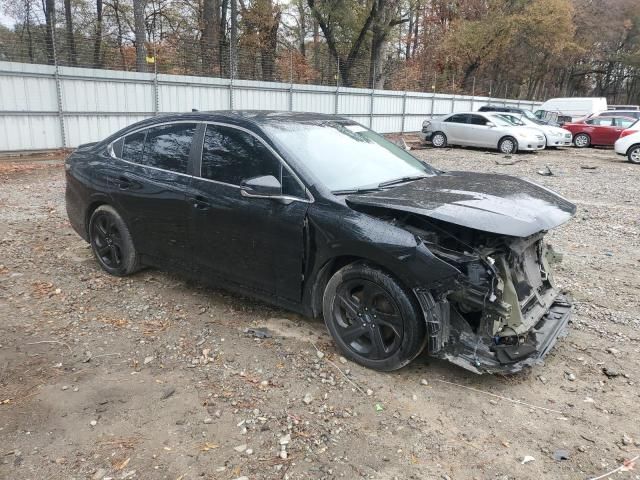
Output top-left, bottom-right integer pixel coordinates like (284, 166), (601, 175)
(378, 175), (428, 188)
(332, 186), (384, 195)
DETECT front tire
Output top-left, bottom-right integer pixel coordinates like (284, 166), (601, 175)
(574, 133), (591, 148)
(89, 205), (140, 276)
(627, 145), (640, 164)
(322, 262), (426, 371)
(498, 136), (518, 154)
(431, 131), (447, 148)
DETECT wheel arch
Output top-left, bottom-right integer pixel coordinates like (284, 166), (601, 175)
(308, 255), (419, 320)
(85, 197), (111, 238)
(626, 142), (640, 156)
(498, 134), (518, 149)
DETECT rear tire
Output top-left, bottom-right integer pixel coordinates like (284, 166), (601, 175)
(574, 133), (591, 148)
(498, 136), (518, 154)
(322, 262), (426, 371)
(431, 132), (447, 148)
(627, 145), (640, 164)
(89, 205), (140, 276)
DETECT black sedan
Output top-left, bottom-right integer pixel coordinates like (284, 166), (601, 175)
(65, 111), (575, 374)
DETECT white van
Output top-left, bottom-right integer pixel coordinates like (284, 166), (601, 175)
(535, 97), (608, 122)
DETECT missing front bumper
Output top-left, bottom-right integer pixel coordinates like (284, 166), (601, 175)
(416, 290), (571, 374)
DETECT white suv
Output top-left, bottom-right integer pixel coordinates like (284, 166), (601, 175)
(614, 121), (640, 164)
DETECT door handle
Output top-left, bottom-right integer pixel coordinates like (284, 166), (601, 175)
(117, 176), (131, 190)
(192, 196), (210, 210)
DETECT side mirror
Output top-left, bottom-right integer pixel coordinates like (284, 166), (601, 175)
(486, 121), (496, 128)
(240, 175), (282, 197)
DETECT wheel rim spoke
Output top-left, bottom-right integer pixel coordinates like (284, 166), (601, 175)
(337, 292), (360, 318)
(370, 326), (387, 359)
(373, 310), (402, 337)
(341, 323), (369, 343)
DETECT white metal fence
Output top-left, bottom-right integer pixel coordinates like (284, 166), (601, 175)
(0, 61), (542, 152)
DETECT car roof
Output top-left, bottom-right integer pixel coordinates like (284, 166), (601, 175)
(101, 110), (357, 145)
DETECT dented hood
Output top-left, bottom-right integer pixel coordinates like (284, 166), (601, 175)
(346, 171), (576, 237)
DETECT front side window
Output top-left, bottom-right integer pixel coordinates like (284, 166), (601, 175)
(201, 125), (281, 185)
(142, 123), (197, 174)
(201, 125), (305, 197)
(469, 114), (489, 126)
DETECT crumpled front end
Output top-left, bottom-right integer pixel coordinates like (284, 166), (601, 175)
(407, 218), (571, 374)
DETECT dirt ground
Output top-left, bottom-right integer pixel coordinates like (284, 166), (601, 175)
(1, 143), (639, 480)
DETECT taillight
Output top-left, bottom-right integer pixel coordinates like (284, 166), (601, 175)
(619, 129), (637, 138)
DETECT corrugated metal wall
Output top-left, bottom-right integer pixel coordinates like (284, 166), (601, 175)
(0, 61), (542, 151)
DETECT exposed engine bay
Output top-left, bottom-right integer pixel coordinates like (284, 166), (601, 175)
(391, 213), (571, 374)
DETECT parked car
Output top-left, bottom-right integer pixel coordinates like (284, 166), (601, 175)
(563, 115), (636, 147)
(422, 112), (546, 154)
(587, 110), (640, 120)
(494, 113), (573, 147)
(65, 111), (575, 374)
(614, 120), (640, 164)
(478, 105), (560, 126)
(534, 97), (608, 122)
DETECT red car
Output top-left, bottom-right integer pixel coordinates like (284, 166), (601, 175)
(564, 115), (637, 147)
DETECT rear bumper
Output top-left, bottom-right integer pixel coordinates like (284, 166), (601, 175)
(417, 290), (571, 374)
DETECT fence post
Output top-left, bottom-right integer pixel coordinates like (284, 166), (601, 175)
(401, 90), (407, 134)
(451, 94), (456, 113)
(51, 29), (67, 148)
(369, 64), (375, 128)
(153, 43), (159, 115)
(430, 72), (436, 116)
(228, 42), (235, 110)
(471, 76), (476, 110)
(334, 58), (339, 114)
(288, 49), (293, 112)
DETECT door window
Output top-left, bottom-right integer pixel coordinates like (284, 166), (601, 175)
(142, 123), (197, 174)
(445, 114), (469, 123)
(122, 131), (146, 162)
(615, 118), (635, 128)
(201, 125), (305, 197)
(469, 114), (489, 126)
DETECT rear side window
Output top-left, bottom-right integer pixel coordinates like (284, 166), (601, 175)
(122, 131), (146, 162)
(446, 114), (468, 124)
(142, 123), (197, 174)
(616, 118), (635, 128)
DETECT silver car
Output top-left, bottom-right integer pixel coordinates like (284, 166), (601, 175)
(422, 112), (546, 154)
(495, 113), (573, 147)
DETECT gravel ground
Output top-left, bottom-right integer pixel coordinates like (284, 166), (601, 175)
(1, 144), (639, 480)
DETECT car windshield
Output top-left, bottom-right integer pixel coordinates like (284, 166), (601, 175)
(262, 121), (437, 192)
(496, 114), (526, 126)
(486, 115), (517, 127)
(522, 110), (544, 123)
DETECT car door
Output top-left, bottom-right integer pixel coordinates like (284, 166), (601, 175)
(467, 114), (495, 147)
(187, 123), (311, 301)
(108, 122), (198, 269)
(588, 117), (614, 144)
(443, 114), (469, 144)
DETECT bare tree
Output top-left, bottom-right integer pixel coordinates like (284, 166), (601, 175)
(133, 0), (147, 71)
(43, 0), (55, 64)
(63, 0), (77, 65)
(94, 0), (103, 67)
(201, 0), (220, 74)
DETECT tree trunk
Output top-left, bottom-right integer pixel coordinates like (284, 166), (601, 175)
(63, 0), (77, 65)
(93, 0), (103, 68)
(133, 0), (147, 72)
(44, 0), (56, 65)
(412, 0), (419, 56)
(230, 0), (237, 78)
(202, 0), (220, 74)
(405, 7), (413, 59)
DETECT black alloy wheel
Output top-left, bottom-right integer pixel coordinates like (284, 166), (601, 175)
(89, 205), (139, 276)
(323, 262), (426, 371)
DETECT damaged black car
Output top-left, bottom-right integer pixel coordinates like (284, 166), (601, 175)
(65, 111), (575, 374)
